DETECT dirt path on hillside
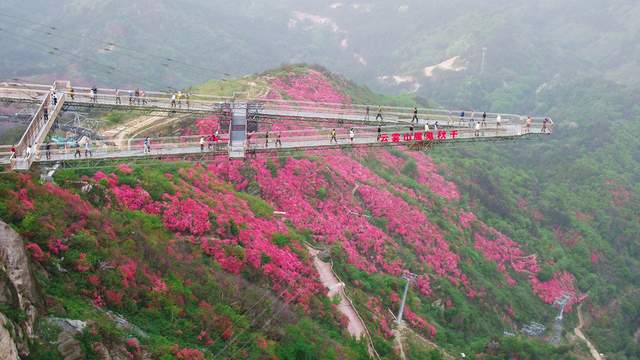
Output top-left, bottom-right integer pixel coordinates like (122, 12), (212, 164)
(103, 115), (170, 148)
(307, 247), (365, 339)
(574, 304), (602, 360)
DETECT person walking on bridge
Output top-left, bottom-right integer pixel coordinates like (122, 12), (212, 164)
(43, 106), (49, 121)
(276, 132), (282, 148)
(496, 114), (502, 128)
(365, 106), (370, 121)
(45, 141), (51, 160)
(84, 140), (92, 157)
(330, 129), (338, 144)
(474, 121), (481, 137)
(143, 137), (150, 154)
(26, 144), (32, 158)
(200, 137), (205, 152)
(140, 90), (147, 105)
(10, 145), (16, 158)
(69, 87), (74, 100)
(349, 128), (355, 143)
(482, 112), (487, 127)
(73, 141), (81, 158)
(134, 88), (140, 105)
(91, 87), (98, 103)
(460, 111), (465, 125)
(170, 93), (177, 108)
(265, 131), (270, 148)
(115, 89), (121, 105)
(412, 107), (418, 123)
(525, 116), (532, 133)
(52, 93), (58, 106)
(177, 91), (183, 108)
(376, 106), (383, 122)
(377, 125), (382, 141)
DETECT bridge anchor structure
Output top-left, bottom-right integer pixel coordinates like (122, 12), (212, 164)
(0, 81), (555, 170)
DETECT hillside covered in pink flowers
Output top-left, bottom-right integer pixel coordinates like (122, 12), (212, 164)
(1, 65), (637, 359)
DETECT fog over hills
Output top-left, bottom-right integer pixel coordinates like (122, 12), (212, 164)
(2, 0), (640, 96)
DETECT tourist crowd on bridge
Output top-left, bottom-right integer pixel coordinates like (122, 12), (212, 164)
(4, 85), (553, 169)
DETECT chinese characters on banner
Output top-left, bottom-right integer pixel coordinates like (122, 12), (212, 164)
(379, 130), (458, 143)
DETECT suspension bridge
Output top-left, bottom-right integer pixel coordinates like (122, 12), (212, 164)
(0, 81), (553, 170)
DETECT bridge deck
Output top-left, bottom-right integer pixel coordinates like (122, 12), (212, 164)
(4, 124), (547, 167)
(0, 81), (554, 169)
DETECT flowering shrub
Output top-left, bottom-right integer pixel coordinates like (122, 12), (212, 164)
(112, 185), (152, 211)
(172, 346), (206, 360)
(605, 179), (633, 206)
(105, 290), (123, 305)
(117, 164), (134, 174)
(269, 69), (350, 103)
(25, 242), (48, 262)
(93, 171), (118, 188)
(47, 238), (69, 255)
(119, 259), (138, 288)
(161, 193), (211, 235)
(357, 185), (462, 283)
(75, 253), (91, 272)
(407, 152), (460, 201)
(145, 271), (168, 293)
(474, 226), (539, 286)
(13, 188), (33, 209)
(459, 211), (476, 229)
(404, 307), (437, 338)
(530, 271), (587, 311)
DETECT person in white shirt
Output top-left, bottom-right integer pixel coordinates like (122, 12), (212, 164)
(349, 128), (355, 143)
(84, 140), (92, 157)
(496, 114), (502, 127)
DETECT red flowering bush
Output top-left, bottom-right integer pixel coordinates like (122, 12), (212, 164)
(12, 188), (34, 209)
(119, 259), (138, 287)
(117, 164), (134, 174)
(269, 69), (350, 103)
(161, 193), (211, 235)
(112, 185), (152, 211)
(172, 346), (206, 360)
(530, 271), (587, 312)
(25, 242), (49, 262)
(404, 307), (437, 338)
(47, 238), (69, 255)
(75, 253), (91, 272)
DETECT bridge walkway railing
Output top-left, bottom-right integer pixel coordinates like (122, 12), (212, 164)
(28, 122), (548, 165)
(1, 83), (554, 128)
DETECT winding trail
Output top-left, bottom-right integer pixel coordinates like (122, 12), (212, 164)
(574, 304), (602, 360)
(307, 246), (365, 338)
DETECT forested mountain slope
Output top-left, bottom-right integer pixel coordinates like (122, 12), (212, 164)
(1, 65), (638, 359)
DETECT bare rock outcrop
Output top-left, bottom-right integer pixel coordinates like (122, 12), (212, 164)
(0, 220), (42, 357)
(0, 221), (41, 332)
(0, 313), (20, 360)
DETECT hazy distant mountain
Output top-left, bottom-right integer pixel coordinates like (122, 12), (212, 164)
(2, 0), (639, 98)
